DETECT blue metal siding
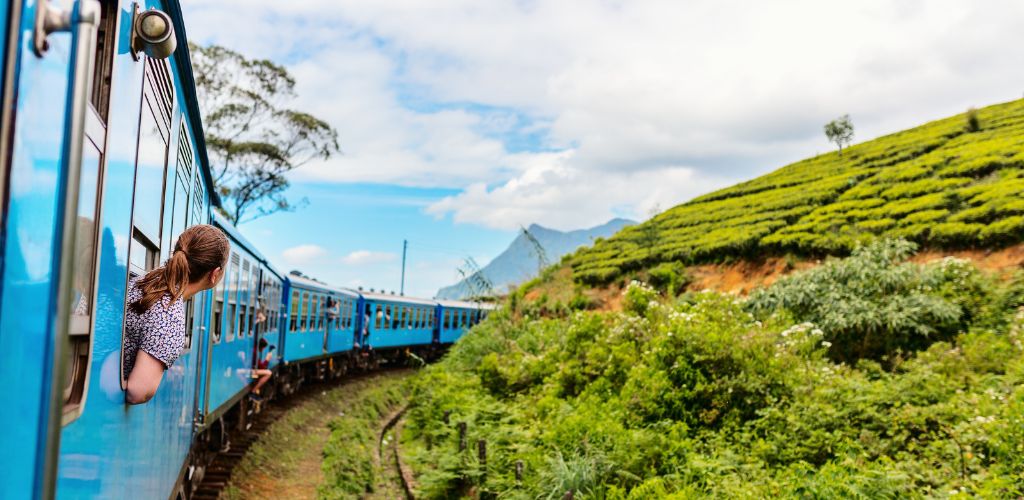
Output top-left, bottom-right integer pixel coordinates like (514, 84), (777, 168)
(202, 244), (257, 418)
(364, 299), (434, 349)
(55, 2), (214, 496)
(0, 2), (72, 496)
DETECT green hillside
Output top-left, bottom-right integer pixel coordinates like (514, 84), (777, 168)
(571, 99), (1024, 284)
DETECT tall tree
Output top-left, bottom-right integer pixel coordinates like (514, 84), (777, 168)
(190, 43), (340, 224)
(824, 114), (854, 154)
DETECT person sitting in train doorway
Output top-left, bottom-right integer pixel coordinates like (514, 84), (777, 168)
(249, 338), (274, 402)
(123, 225), (230, 404)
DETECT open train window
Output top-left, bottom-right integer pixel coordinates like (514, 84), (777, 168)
(212, 262), (226, 343)
(90, 0), (119, 121)
(317, 295), (324, 330)
(225, 253), (239, 342)
(239, 259), (250, 337)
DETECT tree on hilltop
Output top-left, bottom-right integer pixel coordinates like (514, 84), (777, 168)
(191, 43), (341, 224)
(824, 114), (854, 154)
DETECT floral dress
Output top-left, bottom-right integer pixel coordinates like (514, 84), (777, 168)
(122, 278), (185, 380)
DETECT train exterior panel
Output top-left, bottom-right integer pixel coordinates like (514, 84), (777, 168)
(281, 275), (357, 363)
(360, 292), (438, 350)
(46, 0), (220, 497)
(0, 0), (73, 496)
(200, 215), (273, 421)
(436, 300), (484, 344)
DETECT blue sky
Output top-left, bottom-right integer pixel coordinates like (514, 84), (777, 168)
(242, 183), (513, 297)
(181, 0), (1024, 297)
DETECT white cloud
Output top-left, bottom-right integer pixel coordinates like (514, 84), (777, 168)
(427, 150), (727, 230)
(181, 0), (1024, 229)
(281, 244), (328, 265)
(341, 250), (398, 265)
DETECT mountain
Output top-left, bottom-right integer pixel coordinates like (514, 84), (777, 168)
(436, 218), (635, 299)
(569, 99), (1024, 285)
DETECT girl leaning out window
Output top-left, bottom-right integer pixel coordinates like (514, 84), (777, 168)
(123, 225), (230, 404)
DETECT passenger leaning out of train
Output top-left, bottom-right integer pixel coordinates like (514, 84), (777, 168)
(250, 338), (274, 402)
(123, 225), (230, 404)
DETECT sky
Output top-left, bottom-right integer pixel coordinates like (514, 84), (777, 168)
(179, 0), (1024, 298)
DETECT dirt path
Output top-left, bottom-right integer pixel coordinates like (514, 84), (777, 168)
(222, 370), (413, 499)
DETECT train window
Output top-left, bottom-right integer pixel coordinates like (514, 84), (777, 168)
(289, 290), (299, 333)
(301, 292), (310, 331)
(212, 264), (226, 343)
(129, 58), (174, 278)
(442, 310), (450, 329)
(227, 256), (240, 342)
(247, 265), (256, 336)
(239, 260), (250, 337)
(62, 138), (104, 420)
(318, 295), (325, 330)
(89, 0), (119, 120)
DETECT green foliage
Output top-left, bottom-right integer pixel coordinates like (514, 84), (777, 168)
(647, 261), (691, 296)
(191, 43), (340, 224)
(966, 107), (981, 132)
(567, 99), (1024, 285)
(319, 377), (409, 497)
(405, 251), (1024, 498)
(747, 240), (988, 365)
(825, 114), (856, 153)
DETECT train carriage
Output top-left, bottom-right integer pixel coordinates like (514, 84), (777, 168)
(281, 274), (359, 363)
(435, 299), (490, 344)
(198, 213), (283, 430)
(358, 291), (439, 351)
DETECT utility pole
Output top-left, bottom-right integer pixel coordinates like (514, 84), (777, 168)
(400, 239), (407, 296)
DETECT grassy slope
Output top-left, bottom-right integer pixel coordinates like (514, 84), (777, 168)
(221, 371), (410, 499)
(571, 99), (1024, 285)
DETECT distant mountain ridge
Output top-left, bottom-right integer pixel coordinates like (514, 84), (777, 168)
(437, 218), (635, 299)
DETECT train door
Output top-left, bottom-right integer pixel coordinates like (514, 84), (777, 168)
(0, 0), (109, 497)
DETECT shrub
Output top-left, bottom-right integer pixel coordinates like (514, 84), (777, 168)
(746, 239), (969, 365)
(966, 107), (981, 132)
(647, 261), (691, 296)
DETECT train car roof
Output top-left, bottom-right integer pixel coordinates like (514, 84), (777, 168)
(211, 211), (270, 260)
(167, 0), (221, 209)
(358, 291), (438, 306)
(435, 299), (487, 309)
(287, 274), (359, 297)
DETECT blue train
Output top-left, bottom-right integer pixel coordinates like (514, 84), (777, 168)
(0, 1), (494, 498)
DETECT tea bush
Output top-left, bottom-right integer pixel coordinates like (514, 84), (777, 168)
(404, 250), (1024, 498)
(569, 99), (1024, 284)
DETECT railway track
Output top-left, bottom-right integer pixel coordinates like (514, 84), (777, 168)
(190, 368), (409, 499)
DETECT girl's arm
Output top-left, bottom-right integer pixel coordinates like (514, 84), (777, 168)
(126, 351), (166, 404)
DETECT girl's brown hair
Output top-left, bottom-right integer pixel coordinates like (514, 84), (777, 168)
(129, 224), (230, 315)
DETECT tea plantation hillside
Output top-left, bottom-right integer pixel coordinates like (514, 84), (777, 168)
(571, 99), (1024, 285)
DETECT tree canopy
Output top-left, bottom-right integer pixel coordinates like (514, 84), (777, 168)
(191, 43), (340, 224)
(824, 114), (854, 154)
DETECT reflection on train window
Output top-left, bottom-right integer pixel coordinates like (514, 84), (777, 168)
(289, 290), (299, 333)
(300, 292), (309, 331)
(129, 59), (173, 279)
(63, 139), (104, 418)
(226, 253), (239, 342)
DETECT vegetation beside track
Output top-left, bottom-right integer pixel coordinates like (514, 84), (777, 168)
(221, 371), (411, 499)
(567, 99), (1024, 286)
(404, 241), (1024, 497)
